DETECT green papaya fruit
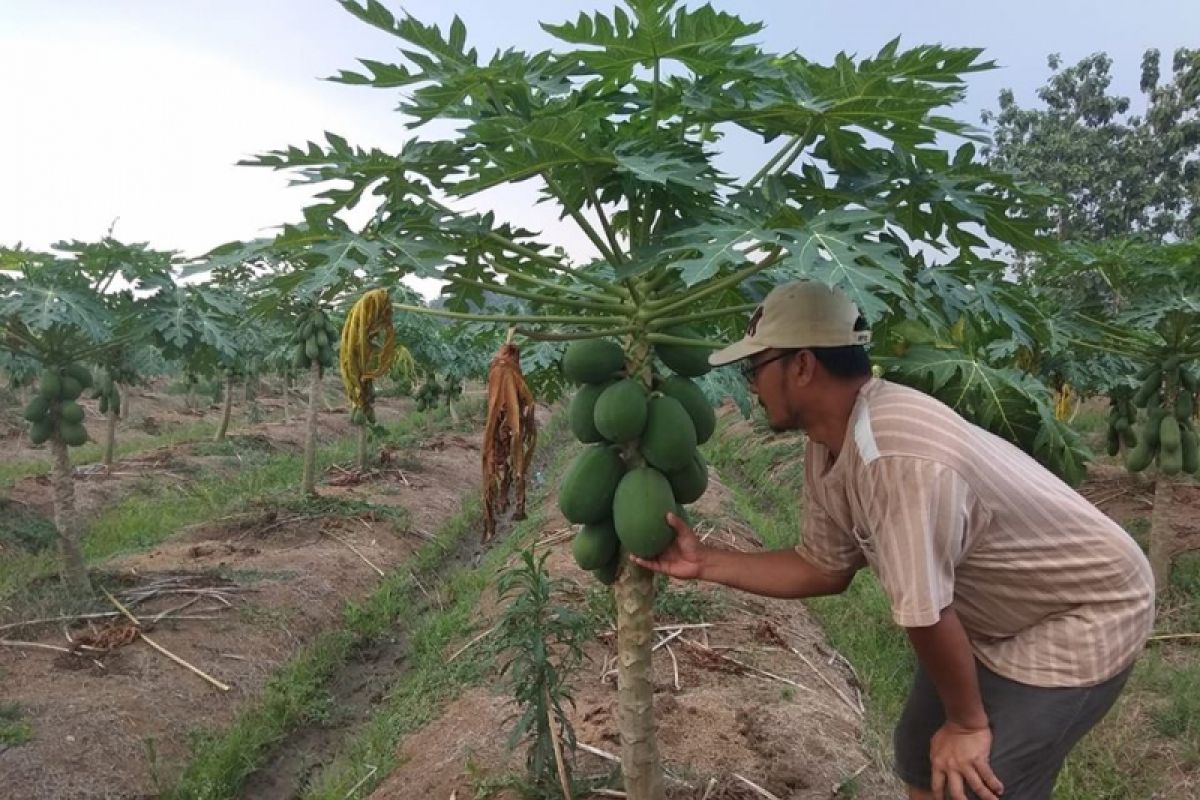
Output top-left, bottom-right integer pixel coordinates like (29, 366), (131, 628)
(1181, 427), (1198, 475)
(38, 370), (62, 400)
(29, 418), (53, 445)
(63, 363), (92, 389)
(22, 396), (50, 422)
(1160, 415), (1182, 455)
(60, 401), (84, 424)
(60, 376), (83, 401)
(61, 422), (88, 447)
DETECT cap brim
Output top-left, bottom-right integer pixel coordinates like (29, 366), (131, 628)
(707, 338), (768, 367)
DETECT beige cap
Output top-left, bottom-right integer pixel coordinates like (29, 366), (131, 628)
(708, 281), (871, 366)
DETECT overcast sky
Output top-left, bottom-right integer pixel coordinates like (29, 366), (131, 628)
(3, 0), (1197, 279)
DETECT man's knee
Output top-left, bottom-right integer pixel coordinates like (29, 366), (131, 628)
(907, 786), (934, 800)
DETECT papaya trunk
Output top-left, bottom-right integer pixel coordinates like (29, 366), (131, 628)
(282, 375), (291, 423)
(615, 562), (663, 799)
(447, 398), (460, 425)
(215, 377), (234, 441)
(50, 435), (92, 596)
(302, 362), (321, 495)
(1149, 474), (1178, 593)
(615, 335), (664, 800)
(102, 406), (118, 468)
(357, 424), (369, 472)
(186, 385), (196, 411)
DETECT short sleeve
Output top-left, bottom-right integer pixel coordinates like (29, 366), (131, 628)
(863, 458), (970, 627)
(796, 455), (866, 575)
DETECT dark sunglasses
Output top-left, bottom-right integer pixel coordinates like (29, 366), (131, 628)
(740, 350), (795, 382)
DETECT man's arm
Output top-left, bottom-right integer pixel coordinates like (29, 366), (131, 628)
(630, 514), (855, 599)
(906, 607), (1003, 800)
(905, 607), (988, 729)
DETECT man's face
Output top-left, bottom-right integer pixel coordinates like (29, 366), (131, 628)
(743, 349), (807, 432)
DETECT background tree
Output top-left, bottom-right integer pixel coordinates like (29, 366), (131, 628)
(247, 2), (1081, 795)
(983, 48), (1199, 245)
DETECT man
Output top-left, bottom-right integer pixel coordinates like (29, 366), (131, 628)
(630, 281), (1155, 800)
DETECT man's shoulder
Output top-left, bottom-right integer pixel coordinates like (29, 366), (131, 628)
(855, 379), (976, 464)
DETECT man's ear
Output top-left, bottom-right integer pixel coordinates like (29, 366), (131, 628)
(791, 350), (816, 386)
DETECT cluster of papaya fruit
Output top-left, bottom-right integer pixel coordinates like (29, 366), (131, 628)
(1118, 357), (1198, 476)
(290, 309), (338, 371)
(559, 329), (715, 585)
(414, 374), (461, 412)
(22, 363), (93, 446)
(93, 369), (121, 417)
(350, 381), (377, 425)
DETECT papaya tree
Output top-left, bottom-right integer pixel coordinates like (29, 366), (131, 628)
(1039, 239), (1200, 591)
(247, 2), (1077, 795)
(204, 220), (387, 494)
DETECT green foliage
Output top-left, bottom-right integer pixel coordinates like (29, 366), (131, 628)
(984, 49), (1199, 243)
(492, 548), (590, 798)
(0, 703), (32, 747)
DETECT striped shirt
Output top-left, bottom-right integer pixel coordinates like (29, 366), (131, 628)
(797, 378), (1155, 687)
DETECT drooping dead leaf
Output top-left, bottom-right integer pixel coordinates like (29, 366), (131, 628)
(482, 343), (537, 542)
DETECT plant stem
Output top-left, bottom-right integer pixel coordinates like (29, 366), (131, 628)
(491, 262), (625, 306)
(214, 376), (234, 442)
(102, 405), (118, 468)
(50, 433), (92, 597)
(302, 361), (321, 496)
(356, 424), (369, 472)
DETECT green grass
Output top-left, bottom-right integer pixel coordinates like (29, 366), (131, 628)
(0, 404), (478, 622)
(0, 702), (32, 747)
(0, 499), (58, 553)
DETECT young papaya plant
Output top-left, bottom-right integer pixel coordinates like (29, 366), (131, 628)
(246, 2), (1069, 795)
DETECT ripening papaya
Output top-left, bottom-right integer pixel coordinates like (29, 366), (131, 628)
(38, 370), (62, 400)
(22, 396), (49, 422)
(60, 422), (88, 447)
(1106, 426), (1120, 457)
(572, 521), (619, 570)
(591, 547), (624, 585)
(29, 418), (53, 445)
(1181, 427), (1198, 475)
(568, 383), (607, 444)
(562, 339), (625, 385)
(612, 467), (677, 558)
(593, 379), (648, 443)
(654, 326), (713, 378)
(63, 363), (92, 390)
(1175, 391), (1194, 422)
(60, 401), (84, 424)
(1160, 415), (1182, 455)
(658, 375), (715, 444)
(1125, 439), (1155, 473)
(640, 396), (698, 473)
(667, 451), (709, 504)
(559, 445), (625, 525)
(1133, 369), (1161, 407)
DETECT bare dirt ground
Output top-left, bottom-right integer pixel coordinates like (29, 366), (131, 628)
(370, 469), (902, 800)
(0, 386), (484, 799)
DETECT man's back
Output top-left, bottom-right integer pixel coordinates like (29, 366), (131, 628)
(803, 378), (1155, 687)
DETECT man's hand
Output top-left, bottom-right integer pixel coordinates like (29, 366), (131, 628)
(628, 513), (706, 580)
(929, 721), (1004, 800)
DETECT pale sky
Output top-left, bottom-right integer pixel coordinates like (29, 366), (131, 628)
(3, 0), (1197, 286)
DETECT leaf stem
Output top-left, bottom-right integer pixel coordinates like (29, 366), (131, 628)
(392, 303), (625, 326)
(515, 325), (639, 342)
(443, 274), (628, 314)
(647, 248), (784, 318)
(648, 304), (758, 330)
(543, 173), (620, 266)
